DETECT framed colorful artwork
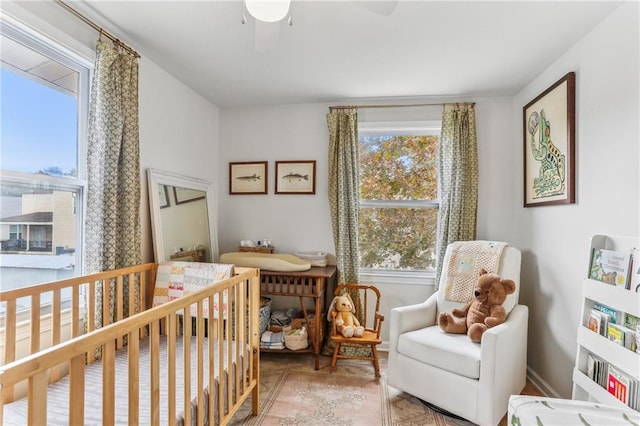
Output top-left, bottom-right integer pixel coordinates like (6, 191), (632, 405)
(275, 160), (316, 194)
(523, 72), (576, 207)
(229, 161), (268, 194)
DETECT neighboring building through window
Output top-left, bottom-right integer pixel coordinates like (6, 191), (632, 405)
(0, 20), (89, 308)
(358, 121), (440, 273)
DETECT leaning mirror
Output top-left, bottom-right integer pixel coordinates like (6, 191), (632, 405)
(147, 168), (218, 263)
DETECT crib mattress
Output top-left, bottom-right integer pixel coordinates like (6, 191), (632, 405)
(508, 395), (640, 426)
(3, 335), (246, 426)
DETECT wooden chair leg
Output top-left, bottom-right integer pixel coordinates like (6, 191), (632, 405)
(330, 343), (341, 373)
(372, 345), (380, 378)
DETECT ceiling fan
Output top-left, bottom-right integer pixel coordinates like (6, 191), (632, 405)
(241, 0), (399, 52)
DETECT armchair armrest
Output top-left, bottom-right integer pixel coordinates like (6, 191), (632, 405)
(389, 292), (438, 351)
(479, 304), (529, 403)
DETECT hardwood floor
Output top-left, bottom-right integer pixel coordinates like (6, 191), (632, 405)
(498, 380), (545, 426)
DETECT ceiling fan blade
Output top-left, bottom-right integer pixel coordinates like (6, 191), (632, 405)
(254, 20), (280, 52)
(358, 0), (399, 16)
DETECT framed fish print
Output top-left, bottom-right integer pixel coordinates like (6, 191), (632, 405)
(275, 160), (316, 194)
(229, 161), (268, 195)
(523, 72), (575, 207)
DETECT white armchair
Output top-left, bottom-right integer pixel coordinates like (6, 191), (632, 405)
(387, 243), (528, 426)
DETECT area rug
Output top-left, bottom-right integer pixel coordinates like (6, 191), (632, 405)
(229, 353), (474, 425)
(243, 371), (389, 425)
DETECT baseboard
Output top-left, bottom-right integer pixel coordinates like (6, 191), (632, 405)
(526, 366), (562, 398)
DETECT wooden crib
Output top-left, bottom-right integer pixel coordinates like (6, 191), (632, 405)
(0, 262), (261, 425)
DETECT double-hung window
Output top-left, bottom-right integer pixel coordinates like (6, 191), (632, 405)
(358, 121), (441, 279)
(0, 18), (90, 309)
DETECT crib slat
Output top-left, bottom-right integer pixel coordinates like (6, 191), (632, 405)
(102, 279), (110, 329)
(28, 371), (47, 425)
(150, 320), (160, 426)
(88, 280), (96, 364)
(227, 288), (234, 406)
(50, 289), (62, 383)
(2, 299), (17, 403)
(72, 284), (80, 338)
(217, 293), (225, 420)
(168, 314), (176, 425)
(196, 302), (204, 426)
(183, 307), (192, 426)
(69, 353), (85, 424)
(116, 275), (124, 349)
(207, 295), (215, 426)
(128, 330), (140, 425)
(103, 339), (116, 426)
(30, 294), (41, 354)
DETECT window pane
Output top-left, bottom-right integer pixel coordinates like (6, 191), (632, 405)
(360, 135), (437, 201)
(0, 25), (86, 309)
(1, 35), (79, 177)
(359, 207), (437, 270)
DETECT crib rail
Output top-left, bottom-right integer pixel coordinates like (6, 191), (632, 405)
(0, 263), (158, 403)
(0, 265), (261, 426)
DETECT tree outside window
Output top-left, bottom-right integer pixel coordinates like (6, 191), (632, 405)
(359, 123), (440, 272)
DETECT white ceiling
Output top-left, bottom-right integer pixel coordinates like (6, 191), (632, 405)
(76, 0), (622, 108)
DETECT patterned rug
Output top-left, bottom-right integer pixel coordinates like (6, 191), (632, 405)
(230, 352), (474, 425)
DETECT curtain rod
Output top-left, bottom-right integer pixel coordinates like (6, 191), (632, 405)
(54, 0), (141, 58)
(329, 102), (475, 111)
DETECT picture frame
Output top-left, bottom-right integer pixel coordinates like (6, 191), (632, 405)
(158, 184), (170, 208)
(275, 160), (316, 194)
(523, 71), (575, 207)
(173, 186), (206, 205)
(229, 161), (268, 195)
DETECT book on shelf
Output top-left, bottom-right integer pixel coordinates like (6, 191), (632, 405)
(590, 248), (632, 288)
(607, 365), (640, 410)
(607, 323), (632, 347)
(623, 313), (640, 352)
(631, 248), (640, 292)
(597, 310), (612, 338)
(588, 310), (601, 333)
(593, 302), (618, 323)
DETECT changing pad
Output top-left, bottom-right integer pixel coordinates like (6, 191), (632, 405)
(220, 252), (311, 272)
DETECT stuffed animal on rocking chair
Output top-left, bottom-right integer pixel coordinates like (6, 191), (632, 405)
(328, 292), (364, 338)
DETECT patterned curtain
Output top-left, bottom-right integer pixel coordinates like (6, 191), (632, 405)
(435, 103), (478, 287)
(85, 39), (141, 326)
(325, 108), (370, 356)
(327, 108), (360, 285)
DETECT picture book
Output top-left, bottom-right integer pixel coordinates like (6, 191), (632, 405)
(631, 248), (640, 292)
(597, 310), (611, 338)
(588, 310), (601, 333)
(608, 365), (630, 405)
(624, 313), (640, 352)
(607, 323), (627, 346)
(593, 303), (618, 323)
(590, 248), (632, 288)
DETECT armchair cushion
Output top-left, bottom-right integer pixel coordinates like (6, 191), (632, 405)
(398, 326), (481, 379)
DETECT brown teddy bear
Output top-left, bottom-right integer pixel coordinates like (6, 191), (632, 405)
(438, 268), (516, 343)
(328, 292), (364, 338)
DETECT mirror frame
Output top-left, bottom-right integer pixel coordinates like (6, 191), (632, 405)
(147, 168), (218, 262)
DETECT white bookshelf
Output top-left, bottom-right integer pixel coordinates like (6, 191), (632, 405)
(572, 235), (640, 410)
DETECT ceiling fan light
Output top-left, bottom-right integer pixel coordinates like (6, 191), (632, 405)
(245, 0), (291, 23)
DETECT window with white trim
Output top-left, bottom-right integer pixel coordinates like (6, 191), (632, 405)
(0, 20), (89, 307)
(358, 121), (440, 274)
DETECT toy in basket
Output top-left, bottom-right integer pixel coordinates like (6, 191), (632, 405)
(284, 325), (309, 350)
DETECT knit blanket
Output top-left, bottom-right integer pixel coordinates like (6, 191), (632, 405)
(152, 261), (234, 318)
(444, 241), (508, 303)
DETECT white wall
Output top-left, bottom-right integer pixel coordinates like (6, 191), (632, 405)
(138, 58), (220, 262)
(510, 2), (639, 398)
